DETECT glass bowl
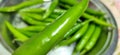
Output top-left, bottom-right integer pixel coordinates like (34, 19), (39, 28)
(0, 0), (118, 55)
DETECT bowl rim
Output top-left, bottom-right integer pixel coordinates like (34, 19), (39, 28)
(92, 0), (118, 55)
(0, 0), (118, 55)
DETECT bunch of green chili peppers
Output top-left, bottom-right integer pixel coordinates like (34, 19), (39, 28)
(0, 0), (114, 55)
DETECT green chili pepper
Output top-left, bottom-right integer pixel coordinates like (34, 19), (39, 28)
(17, 25), (46, 37)
(53, 9), (66, 15)
(85, 8), (105, 16)
(1, 23), (17, 50)
(48, 13), (59, 18)
(19, 8), (45, 13)
(20, 12), (55, 22)
(20, 13), (51, 25)
(59, 21), (89, 46)
(12, 0), (89, 55)
(82, 13), (113, 27)
(43, 0), (58, 19)
(21, 13), (43, 20)
(20, 9), (63, 20)
(5, 21), (28, 42)
(0, 0), (43, 12)
(20, 8), (65, 15)
(80, 25), (101, 55)
(18, 25), (46, 32)
(72, 23), (95, 55)
(17, 29), (38, 38)
(80, 17), (103, 55)
(64, 20), (92, 39)
(44, 18), (55, 22)
(59, 3), (71, 9)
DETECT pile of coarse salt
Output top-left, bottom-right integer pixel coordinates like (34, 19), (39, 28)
(47, 43), (75, 55)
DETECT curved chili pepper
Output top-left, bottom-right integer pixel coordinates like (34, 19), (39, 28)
(18, 29), (38, 38)
(43, 0), (58, 19)
(63, 20), (92, 39)
(18, 25), (46, 32)
(59, 21), (89, 46)
(85, 8), (105, 16)
(21, 13), (43, 20)
(19, 8), (45, 13)
(82, 13), (113, 27)
(72, 23), (96, 55)
(80, 25), (101, 55)
(80, 17), (103, 55)
(5, 21), (28, 42)
(0, 0), (43, 12)
(20, 13), (51, 25)
(43, 18), (54, 22)
(59, 3), (71, 9)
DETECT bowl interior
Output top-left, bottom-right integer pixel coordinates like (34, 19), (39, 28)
(0, 0), (118, 55)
